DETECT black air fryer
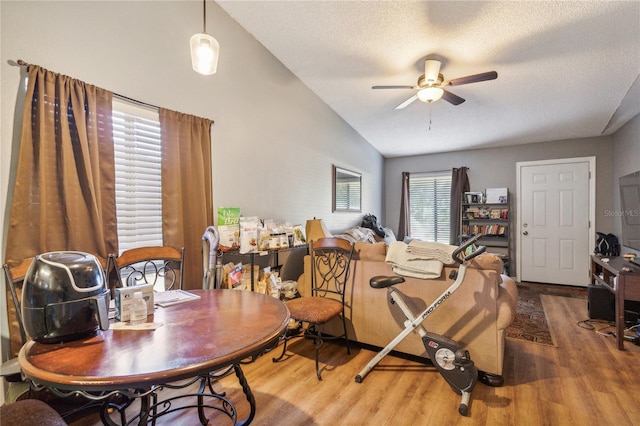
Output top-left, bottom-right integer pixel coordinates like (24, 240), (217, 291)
(22, 251), (110, 343)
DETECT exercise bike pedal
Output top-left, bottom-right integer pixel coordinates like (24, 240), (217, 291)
(422, 333), (477, 416)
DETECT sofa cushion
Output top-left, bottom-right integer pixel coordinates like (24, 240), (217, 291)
(353, 242), (387, 261)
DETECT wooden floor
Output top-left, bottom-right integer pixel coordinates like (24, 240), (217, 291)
(70, 293), (640, 426)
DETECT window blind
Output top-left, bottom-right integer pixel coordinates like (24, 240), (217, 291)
(409, 172), (452, 244)
(335, 178), (361, 210)
(112, 98), (163, 253)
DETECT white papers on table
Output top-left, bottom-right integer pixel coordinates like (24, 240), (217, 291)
(154, 290), (201, 307)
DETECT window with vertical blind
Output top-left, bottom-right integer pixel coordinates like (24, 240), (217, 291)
(112, 98), (163, 253)
(409, 172), (452, 243)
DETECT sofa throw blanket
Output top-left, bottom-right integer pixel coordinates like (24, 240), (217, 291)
(385, 241), (444, 279)
(406, 240), (457, 265)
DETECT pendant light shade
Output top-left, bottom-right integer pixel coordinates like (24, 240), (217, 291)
(190, 33), (219, 75)
(190, 0), (219, 75)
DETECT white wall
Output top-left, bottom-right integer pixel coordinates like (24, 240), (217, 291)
(0, 0), (383, 392)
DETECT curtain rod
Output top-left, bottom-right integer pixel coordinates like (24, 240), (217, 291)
(15, 59), (161, 112)
(413, 168), (469, 173)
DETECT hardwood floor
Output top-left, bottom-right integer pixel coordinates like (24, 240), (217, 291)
(71, 294), (640, 425)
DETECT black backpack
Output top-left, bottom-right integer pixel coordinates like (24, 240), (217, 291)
(362, 214), (386, 238)
(594, 232), (620, 257)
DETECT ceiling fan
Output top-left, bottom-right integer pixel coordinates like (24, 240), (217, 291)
(372, 59), (497, 109)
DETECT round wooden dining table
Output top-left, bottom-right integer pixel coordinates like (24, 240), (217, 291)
(19, 289), (290, 425)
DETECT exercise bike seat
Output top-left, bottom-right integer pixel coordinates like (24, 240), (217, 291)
(369, 275), (405, 289)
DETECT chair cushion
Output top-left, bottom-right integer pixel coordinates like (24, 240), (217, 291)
(0, 399), (67, 426)
(285, 297), (343, 324)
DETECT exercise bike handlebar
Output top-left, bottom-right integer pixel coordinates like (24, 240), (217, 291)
(452, 234), (486, 265)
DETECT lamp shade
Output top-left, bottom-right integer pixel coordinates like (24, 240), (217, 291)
(417, 87), (444, 103)
(305, 219), (332, 243)
(190, 33), (220, 75)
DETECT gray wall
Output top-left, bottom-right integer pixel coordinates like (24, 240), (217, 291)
(385, 135), (615, 273)
(385, 135), (614, 234)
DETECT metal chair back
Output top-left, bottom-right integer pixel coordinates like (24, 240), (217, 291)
(113, 246), (185, 291)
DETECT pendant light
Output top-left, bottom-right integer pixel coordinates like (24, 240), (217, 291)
(190, 0), (220, 75)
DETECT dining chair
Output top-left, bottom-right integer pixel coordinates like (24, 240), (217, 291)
(2, 258), (35, 390)
(273, 237), (354, 380)
(0, 399), (68, 426)
(112, 246), (185, 291)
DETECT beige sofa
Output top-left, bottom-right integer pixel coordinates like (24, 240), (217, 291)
(296, 241), (518, 382)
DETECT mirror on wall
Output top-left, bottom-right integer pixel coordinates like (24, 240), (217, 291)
(332, 165), (361, 212)
(619, 170), (640, 251)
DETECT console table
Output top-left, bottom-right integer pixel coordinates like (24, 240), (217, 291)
(218, 245), (307, 291)
(19, 290), (290, 425)
(590, 255), (640, 349)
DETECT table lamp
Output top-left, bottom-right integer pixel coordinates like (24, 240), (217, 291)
(305, 219), (332, 243)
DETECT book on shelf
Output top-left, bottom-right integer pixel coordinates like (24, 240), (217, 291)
(463, 207), (508, 220)
(462, 224), (508, 237)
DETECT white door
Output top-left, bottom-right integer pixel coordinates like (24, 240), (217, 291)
(517, 158), (593, 286)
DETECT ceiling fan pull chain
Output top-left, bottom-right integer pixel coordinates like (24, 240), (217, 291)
(428, 104), (433, 131)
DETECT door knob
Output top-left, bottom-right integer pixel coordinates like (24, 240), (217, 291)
(523, 231), (529, 236)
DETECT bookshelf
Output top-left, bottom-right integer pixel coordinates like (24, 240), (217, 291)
(460, 191), (510, 274)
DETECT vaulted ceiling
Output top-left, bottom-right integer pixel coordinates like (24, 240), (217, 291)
(216, 1), (640, 158)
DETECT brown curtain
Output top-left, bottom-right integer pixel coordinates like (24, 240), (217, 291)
(397, 172), (410, 241)
(159, 109), (213, 290)
(5, 66), (117, 266)
(450, 167), (470, 245)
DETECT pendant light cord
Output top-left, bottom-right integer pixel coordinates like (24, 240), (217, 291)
(203, 0), (207, 33)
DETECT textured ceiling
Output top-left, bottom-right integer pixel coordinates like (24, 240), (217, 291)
(216, 1), (640, 158)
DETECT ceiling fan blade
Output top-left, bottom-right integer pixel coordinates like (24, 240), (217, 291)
(446, 71), (498, 86)
(395, 95), (418, 109)
(442, 90), (465, 105)
(372, 85), (415, 89)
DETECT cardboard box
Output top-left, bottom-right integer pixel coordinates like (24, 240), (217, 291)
(115, 284), (154, 322)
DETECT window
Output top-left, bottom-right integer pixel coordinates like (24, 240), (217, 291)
(409, 172), (452, 243)
(112, 98), (163, 253)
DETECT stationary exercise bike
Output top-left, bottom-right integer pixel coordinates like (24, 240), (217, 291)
(354, 235), (485, 416)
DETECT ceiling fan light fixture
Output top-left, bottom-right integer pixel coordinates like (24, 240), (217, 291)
(424, 59), (441, 84)
(190, 0), (220, 75)
(417, 87), (444, 103)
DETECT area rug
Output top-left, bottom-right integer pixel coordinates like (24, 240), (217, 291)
(506, 286), (558, 347)
(506, 283), (587, 346)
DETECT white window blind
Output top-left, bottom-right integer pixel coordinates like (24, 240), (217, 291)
(409, 172), (452, 244)
(112, 98), (163, 253)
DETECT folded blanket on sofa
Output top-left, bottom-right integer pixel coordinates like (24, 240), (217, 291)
(406, 240), (457, 264)
(385, 241), (443, 279)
